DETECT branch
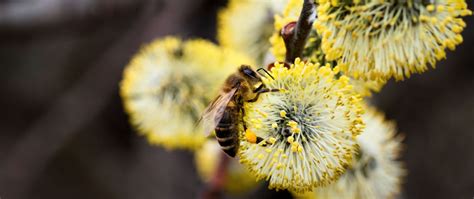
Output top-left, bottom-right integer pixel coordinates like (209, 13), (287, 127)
(282, 0), (316, 63)
(201, 153), (231, 199)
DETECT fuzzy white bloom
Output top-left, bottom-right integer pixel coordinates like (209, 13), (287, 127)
(120, 37), (254, 150)
(296, 107), (405, 199)
(239, 59), (365, 193)
(218, 0), (288, 64)
(349, 78), (386, 97)
(315, 0), (472, 80)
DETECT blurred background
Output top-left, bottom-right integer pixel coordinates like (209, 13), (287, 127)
(0, 0), (473, 198)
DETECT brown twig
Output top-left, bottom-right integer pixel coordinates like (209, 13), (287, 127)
(201, 153), (231, 199)
(282, 0), (316, 63)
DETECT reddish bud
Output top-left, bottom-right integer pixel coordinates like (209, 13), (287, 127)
(267, 62), (291, 71)
(281, 21), (297, 41)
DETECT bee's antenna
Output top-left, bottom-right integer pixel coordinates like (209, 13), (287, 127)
(257, 68), (275, 80)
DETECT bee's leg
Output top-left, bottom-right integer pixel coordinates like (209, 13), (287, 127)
(247, 88), (280, 103)
(240, 106), (266, 146)
(240, 106), (248, 131)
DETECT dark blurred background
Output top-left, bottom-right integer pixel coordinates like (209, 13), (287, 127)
(0, 0), (472, 198)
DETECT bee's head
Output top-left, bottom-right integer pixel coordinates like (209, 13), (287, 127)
(239, 65), (259, 79)
(239, 65), (263, 89)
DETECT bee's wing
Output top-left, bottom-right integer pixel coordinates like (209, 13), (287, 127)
(198, 87), (238, 136)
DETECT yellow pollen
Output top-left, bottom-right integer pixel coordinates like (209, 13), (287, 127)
(437, 5), (445, 12)
(452, 25), (463, 34)
(292, 142), (299, 148)
(280, 110), (287, 118)
(332, 66), (340, 73)
(293, 127), (301, 134)
(287, 120), (298, 128)
(271, 123), (279, 129)
(269, 137), (277, 144)
(291, 145), (298, 152)
(245, 129), (257, 143)
(276, 163), (283, 169)
(287, 136), (295, 143)
(297, 145), (303, 153)
(426, 4), (435, 12)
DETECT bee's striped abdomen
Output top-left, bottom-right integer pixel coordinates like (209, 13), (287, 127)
(215, 104), (240, 157)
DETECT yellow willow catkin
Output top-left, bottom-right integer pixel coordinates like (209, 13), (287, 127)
(239, 59), (365, 193)
(218, 0), (288, 64)
(120, 37), (254, 150)
(296, 106), (405, 199)
(315, 0), (471, 80)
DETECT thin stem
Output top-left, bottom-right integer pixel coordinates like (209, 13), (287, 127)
(201, 152), (231, 199)
(283, 0), (316, 63)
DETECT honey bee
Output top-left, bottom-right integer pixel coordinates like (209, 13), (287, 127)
(198, 65), (279, 157)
